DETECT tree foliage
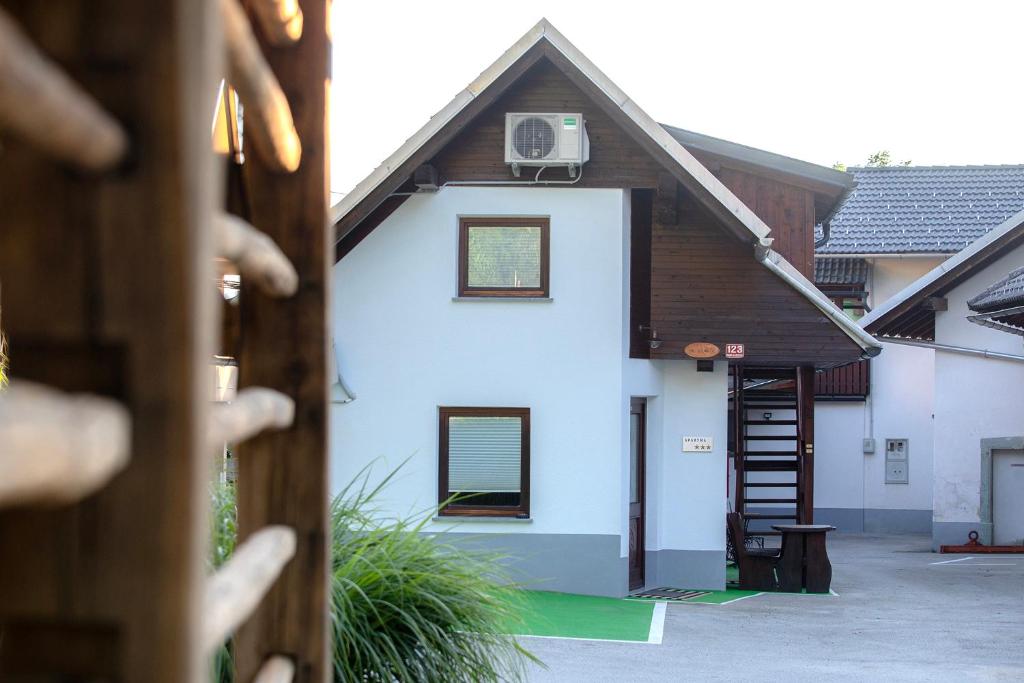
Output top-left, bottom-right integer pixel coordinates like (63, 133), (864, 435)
(834, 150), (913, 171)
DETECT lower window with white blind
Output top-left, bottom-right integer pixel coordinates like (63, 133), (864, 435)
(438, 407), (530, 517)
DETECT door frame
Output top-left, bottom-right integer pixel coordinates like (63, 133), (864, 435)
(629, 397), (647, 591)
(981, 436), (1024, 545)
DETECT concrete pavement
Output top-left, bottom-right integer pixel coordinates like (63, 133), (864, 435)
(522, 534), (1024, 682)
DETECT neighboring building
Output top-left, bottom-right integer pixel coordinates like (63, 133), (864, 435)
(968, 267), (1024, 336)
(861, 210), (1024, 549)
(812, 166), (1024, 533)
(329, 19), (878, 597)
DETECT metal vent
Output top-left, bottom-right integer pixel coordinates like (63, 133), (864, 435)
(512, 116), (555, 159)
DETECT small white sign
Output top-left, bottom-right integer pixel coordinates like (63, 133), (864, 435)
(682, 436), (714, 452)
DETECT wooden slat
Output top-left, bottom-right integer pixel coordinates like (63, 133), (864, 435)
(0, 1), (220, 680)
(221, 0), (301, 172)
(253, 655), (297, 683)
(0, 381), (130, 507)
(0, 7), (128, 170)
(209, 386), (294, 444)
(249, 0), (303, 45)
(202, 525), (297, 653)
(217, 212), (299, 297)
(234, 0), (331, 680)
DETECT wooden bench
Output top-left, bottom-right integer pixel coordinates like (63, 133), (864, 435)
(727, 512), (781, 591)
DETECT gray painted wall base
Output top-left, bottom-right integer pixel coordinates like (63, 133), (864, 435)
(442, 532), (628, 597)
(644, 549), (725, 591)
(744, 507), (932, 534)
(932, 521), (993, 551)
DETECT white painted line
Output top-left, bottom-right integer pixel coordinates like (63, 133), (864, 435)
(514, 634), (659, 645)
(714, 591), (766, 605)
(647, 602), (666, 644)
(930, 556), (974, 565)
(958, 562), (1016, 566)
(766, 589), (839, 597)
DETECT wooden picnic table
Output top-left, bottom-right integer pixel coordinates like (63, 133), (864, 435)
(772, 524), (836, 593)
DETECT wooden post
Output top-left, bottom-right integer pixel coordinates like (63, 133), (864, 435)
(234, 0), (331, 680)
(797, 365), (815, 524)
(0, 1), (220, 680)
(733, 364), (745, 514)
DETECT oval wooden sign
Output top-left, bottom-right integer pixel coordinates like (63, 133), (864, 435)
(684, 342), (720, 359)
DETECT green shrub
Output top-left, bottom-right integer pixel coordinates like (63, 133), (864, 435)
(210, 465), (536, 682)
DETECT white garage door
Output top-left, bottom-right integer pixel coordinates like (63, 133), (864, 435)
(993, 449), (1024, 546)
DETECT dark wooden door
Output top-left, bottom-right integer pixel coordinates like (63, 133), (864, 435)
(629, 398), (647, 591)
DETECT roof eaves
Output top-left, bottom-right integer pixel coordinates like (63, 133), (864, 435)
(662, 124), (855, 192)
(861, 208), (1024, 331)
(330, 23), (550, 226)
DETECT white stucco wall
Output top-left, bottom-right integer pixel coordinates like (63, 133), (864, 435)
(331, 186), (629, 538)
(814, 256), (941, 528)
(651, 361), (728, 553)
(814, 403), (865, 510)
(932, 246), (1024, 530)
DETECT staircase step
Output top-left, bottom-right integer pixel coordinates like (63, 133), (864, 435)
(742, 512), (798, 520)
(743, 450), (800, 456)
(744, 435), (799, 441)
(743, 482), (798, 487)
(744, 460), (799, 471)
(745, 498), (798, 503)
(743, 419), (798, 426)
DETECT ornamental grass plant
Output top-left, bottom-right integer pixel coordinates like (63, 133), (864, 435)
(210, 464), (536, 682)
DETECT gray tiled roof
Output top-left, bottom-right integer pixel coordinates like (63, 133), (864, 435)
(814, 257), (869, 285)
(817, 166), (1024, 255)
(968, 267), (1024, 312)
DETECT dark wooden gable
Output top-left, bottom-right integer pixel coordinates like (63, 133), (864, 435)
(645, 188), (864, 366)
(432, 58), (662, 188)
(709, 166), (817, 279)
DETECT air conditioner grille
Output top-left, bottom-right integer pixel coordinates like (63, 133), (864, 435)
(512, 116), (555, 159)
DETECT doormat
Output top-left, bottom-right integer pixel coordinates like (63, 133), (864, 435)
(629, 587), (710, 601)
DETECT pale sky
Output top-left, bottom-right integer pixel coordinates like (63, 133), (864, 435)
(329, 0), (1023, 197)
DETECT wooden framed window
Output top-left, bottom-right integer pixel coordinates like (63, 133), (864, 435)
(438, 407), (530, 517)
(458, 217), (549, 297)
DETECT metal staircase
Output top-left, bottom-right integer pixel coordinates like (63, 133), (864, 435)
(731, 366), (815, 533)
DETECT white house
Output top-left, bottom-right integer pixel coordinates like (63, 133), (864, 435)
(811, 166), (1024, 534)
(861, 210), (1024, 549)
(329, 19), (879, 596)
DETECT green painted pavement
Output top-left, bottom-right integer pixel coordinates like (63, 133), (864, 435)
(502, 590), (655, 642)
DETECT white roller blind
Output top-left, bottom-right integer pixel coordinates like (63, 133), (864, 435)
(447, 416), (522, 493)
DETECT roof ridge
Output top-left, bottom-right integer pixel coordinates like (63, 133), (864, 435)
(848, 164), (1024, 171)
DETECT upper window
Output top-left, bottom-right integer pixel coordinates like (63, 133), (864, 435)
(438, 407), (530, 517)
(458, 217), (549, 297)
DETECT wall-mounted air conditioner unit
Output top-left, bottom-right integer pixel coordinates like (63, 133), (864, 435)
(504, 113), (590, 178)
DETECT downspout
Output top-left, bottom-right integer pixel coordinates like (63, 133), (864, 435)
(813, 182), (854, 249)
(877, 336), (1024, 364)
